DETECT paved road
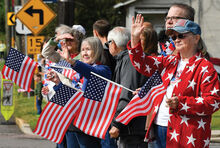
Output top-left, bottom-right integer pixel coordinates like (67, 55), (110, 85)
(0, 114), (56, 148)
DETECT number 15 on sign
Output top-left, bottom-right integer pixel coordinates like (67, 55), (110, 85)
(27, 36), (45, 54)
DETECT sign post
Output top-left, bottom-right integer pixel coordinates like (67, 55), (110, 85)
(16, 0), (56, 35)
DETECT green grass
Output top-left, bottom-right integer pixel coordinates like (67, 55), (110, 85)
(211, 110), (220, 130)
(14, 91), (47, 130)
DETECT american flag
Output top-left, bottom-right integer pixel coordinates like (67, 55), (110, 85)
(33, 84), (83, 144)
(73, 72), (122, 139)
(1, 48), (38, 92)
(116, 71), (166, 125)
(50, 60), (77, 81)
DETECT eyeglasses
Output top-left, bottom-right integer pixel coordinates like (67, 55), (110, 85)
(171, 34), (188, 41)
(66, 39), (75, 42)
(165, 16), (187, 22)
(105, 40), (113, 48)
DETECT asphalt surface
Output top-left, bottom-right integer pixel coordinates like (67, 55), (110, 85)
(0, 114), (56, 148)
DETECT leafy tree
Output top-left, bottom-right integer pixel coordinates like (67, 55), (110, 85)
(74, 0), (125, 36)
(0, 0), (5, 39)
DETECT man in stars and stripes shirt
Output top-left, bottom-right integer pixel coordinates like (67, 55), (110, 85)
(34, 83), (83, 144)
(73, 72), (122, 139)
(116, 71), (166, 125)
(2, 48), (38, 92)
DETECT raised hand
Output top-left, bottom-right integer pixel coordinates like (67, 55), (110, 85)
(57, 42), (70, 61)
(131, 14), (144, 48)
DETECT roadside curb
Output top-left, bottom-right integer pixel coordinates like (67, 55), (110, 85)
(15, 117), (35, 136)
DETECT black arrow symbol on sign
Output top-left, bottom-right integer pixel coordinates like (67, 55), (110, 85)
(9, 14), (15, 25)
(25, 6), (44, 25)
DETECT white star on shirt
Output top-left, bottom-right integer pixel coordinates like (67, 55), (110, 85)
(180, 103), (190, 112)
(211, 87), (219, 95)
(141, 53), (145, 58)
(203, 137), (210, 147)
(195, 55), (202, 62)
(135, 49), (139, 53)
(187, 134), (196, 147)
(211, 100), (219, 111)
(166, 73), (173, 81)
(202, 76), (211, 84)
(187, 79), (196, 90)
(128, 50), (133, 55)
(168, 113), (172, 123)
(153, 57), (161, 68)
(134, 61), (140, 69)
(200, 66), (208, 76)
(180, 115), (190, 126)
(173, 79), (181, 88)
(197, 118), (206, 130)
(195, 97), (204, 104)
(186, 63), (196, 73)
(144, 64), (151, 73)
(170, 130), (179, 142)
(154, 105), (159, 113)
(196, 112), (206, 116)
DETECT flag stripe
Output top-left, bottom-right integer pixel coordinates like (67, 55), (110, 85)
(118, 87), (166, 125)
(117, 84), (164, 118)
(116, 71), (165, 125)
(100, 84), (121, 137)
(34, 91), (83, 143)
(74, 81), (122, 139)
(2, 48), (38, 92)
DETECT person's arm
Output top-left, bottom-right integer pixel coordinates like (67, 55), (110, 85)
(169, 63), (220, 116)
(41, 38), (61, 63)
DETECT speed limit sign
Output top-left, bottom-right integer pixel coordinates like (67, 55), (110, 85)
(27, 36), (45, 54)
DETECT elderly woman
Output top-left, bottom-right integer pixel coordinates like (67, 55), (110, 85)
(46, 37), (111, 148)
(42, 26), (84, 62)
(127, 14), (220, 148)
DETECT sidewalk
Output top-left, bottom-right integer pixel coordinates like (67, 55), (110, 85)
(15, 117), (220, 142)
(211, 130), (220, 142)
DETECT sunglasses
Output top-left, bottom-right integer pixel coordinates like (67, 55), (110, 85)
(171, 34), (188, 41)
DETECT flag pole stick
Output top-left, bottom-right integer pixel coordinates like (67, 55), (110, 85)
(91, 72), (135, 93)
(41, 64), (134, 93)
(38, 64), (83, 93)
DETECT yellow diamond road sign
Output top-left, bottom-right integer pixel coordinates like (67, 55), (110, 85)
(16, 0), (56, 35)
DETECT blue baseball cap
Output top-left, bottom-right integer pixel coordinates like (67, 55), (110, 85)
(166, 19), (201, 35)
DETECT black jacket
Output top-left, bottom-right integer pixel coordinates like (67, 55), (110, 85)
(112, 50), (148, 137)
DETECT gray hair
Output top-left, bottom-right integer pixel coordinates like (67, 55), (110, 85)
(107, 26), (130, 50)
(81, 37), (103, 63)
(55, 24), (72, 35)
(72, 29), (85, 52)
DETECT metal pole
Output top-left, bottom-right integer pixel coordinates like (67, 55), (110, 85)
(57, 0), (74, 26)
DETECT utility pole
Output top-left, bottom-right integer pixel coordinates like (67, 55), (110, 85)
(4, 0), (10, 54)
(57, 0), (74, 26)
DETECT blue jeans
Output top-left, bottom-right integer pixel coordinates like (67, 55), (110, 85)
(153, 124), (167, 148)
(101, 127), (117, 148)
(36, 96), (42, 115)
(58, 131), (101, 148)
